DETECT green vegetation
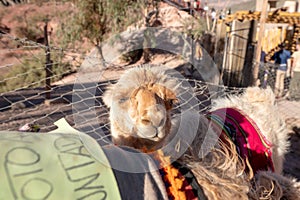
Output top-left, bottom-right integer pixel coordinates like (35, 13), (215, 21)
(56, 0), (150, 66)
(12, 8), (52, 41)
(0, 0), (207, 93)
(59, 0), (146, 47)
(1, 0), (151, 93)
(181, 16), (207, 40)
(0, 52), (72, 92)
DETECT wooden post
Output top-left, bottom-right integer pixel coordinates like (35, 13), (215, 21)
(253, 0), (268, 86)
(44, 21), (52, 100)
(220, 26), (229, 84)
(190, 0), (194, 71)
(211, 0), (220, 33)
(242, 20), (257, 87)
(205, 0), (210, 31)
(206, 13), (210, 31)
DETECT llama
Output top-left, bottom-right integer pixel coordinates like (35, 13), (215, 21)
(103, 65), (300, 199)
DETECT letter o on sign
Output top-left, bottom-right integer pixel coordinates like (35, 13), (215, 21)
(21, 178), (53, 200)
(6, 147), (40, 166)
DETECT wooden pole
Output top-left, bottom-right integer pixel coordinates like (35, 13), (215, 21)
(44, 21), (52, 100)
(210, 0), (220, 33)
(242, 20), (257, 87)
(205, 0), (210, 31)
(143, 3), (152, 63)
(191, 0), (194, 70)
(253, 0), (268, 86)
(221, 27), (229, 84)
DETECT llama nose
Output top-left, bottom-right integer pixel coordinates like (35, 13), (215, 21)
(149, 113), (166, 128)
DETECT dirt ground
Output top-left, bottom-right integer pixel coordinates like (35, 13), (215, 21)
(284, 127), (300, 180)
(277, 100), (300, 180)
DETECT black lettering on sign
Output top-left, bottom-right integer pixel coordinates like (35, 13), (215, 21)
(14, 169), (43, 177)
(58, 154), (95, 175)
(5, 147), (40, 165)
(54, 136), (108, 200)
(62, 145), (92, 158)
(4, 147), (51, 199)
(75, 174), (107, 200)
(21, 178), (53, 200)
(54, 136), (78, 149)
(54, 136), (91, 158)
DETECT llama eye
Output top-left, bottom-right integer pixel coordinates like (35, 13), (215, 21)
(168, 99), (175, 105)
(119, 97), (128, 103)
(167, 99), (178, 108)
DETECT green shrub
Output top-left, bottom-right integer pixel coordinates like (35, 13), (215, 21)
(0, 52), (72, 93)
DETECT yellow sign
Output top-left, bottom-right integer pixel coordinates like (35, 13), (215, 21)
(0, 129), (121, 200)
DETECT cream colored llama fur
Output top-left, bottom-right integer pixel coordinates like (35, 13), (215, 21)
(102, 65), (300, 200)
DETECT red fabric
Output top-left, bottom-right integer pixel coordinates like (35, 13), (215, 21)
(207, 108), (274, 173)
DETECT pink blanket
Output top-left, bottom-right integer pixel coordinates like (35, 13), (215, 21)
(207, 108), (275, 173)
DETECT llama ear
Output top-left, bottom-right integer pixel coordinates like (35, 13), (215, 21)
(102, 85), (115, 108)
(164, 88), (179, 110)
(152, 84), (178, 109)
(164, 88), (179, 103)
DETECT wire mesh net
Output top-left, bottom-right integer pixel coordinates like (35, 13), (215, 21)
(257, 62), (292, 95)
(0, 31), (299, 143)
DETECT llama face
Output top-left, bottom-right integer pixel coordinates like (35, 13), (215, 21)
(128, 84), (177, 141)
(102, 66), (179, 148)
(103, 83), (177, 148)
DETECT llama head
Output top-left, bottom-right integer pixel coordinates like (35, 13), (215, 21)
(102, 66), (179, 150)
